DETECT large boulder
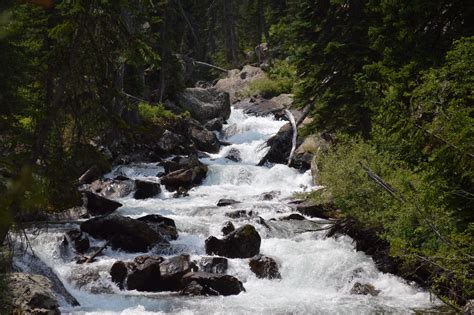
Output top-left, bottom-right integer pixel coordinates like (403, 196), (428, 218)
(235, 98), (285, 118)
(137, 214), (178, 241)
(249, 255), (281, 279)
(133, 180), (161, 200)
(214, 65), (267, 103)
(158, 254), (195, 291)
(176, 87), (231, 123)
(198, 257), (228, 274)
(9, 272), (60, 315)
(205, 224), (261, 258)
(82, 191), (123, 216)
(189, 124), (221, 153)
(161, 154), (202, 174)
(126, 256), (163, 291)
(160, 164), (208, 192)
(290, 134), (329, 171)
(180, 272), (245, 296)
(111, 255), (194, 292)
(80, 214), (168, 252)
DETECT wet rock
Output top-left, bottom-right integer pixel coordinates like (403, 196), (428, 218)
(204, 117), (224, 131)
(160, 164), (208, 191)
(82, 191), (123, 216)
(221, 221), (235, 235)
(176, 87), (231, 123)
(162, 154), (202, 174)
(260, 191), (280, 201)
(126, 256), (163, 291)
(133, 180), (161, 200)
(225, 210), (256, 218)
(80, 214), (168, 253)
(90, 179), (135, 199)
(110, 261), (128, 289)
(137, 214), (178, 241)
(217, 199), (241, 207)
(64, 229), (90, 254)
(249, 255), (281, 279)
(67, 268), (113, 294)
(292, 200), (331, 219)
(180, 272), (245, 296)
(350, 282), (380, 296)
(199, 257), (228, 274)
(280, 213), (305, 221)
(189, 123), (221, 153)
(224, 148), (241, 162)
(9, 272), (60, 315)
(156, 130), (186, 154)
(158, 254), (194, 291)
(205, 224), (261, 258)
(258, 123), (294, 166)
(47, 206), (89, 221)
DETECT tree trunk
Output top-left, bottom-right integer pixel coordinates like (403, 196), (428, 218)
(257, 0), (270, 46)
(223, 0), (238, 66)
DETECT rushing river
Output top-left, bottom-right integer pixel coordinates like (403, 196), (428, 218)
(15, 108), (438, 314)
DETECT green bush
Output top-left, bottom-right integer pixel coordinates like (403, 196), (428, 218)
(310, 136), (473, 306)
(138, 102), (176, 124)
(246, 60), (296, 98)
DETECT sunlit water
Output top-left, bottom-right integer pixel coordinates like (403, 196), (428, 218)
(15, 108), (438, 314)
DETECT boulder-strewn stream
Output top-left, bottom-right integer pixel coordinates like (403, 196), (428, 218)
(13, 106), (438, 314)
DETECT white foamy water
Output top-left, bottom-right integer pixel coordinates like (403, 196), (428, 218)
(15, 108), (438, 314)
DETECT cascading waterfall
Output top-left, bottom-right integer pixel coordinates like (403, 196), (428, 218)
(13, 107), (438, 314)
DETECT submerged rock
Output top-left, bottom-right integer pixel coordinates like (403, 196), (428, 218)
(180, 272), (245, 296)
(280, 213), (305, 221)
(80, 214), (168, 252)
(63, 229), (90, 254)
(9, 272), (60, 315)
(217, 199), (240, 207)
(199, 257), (228, 274)
(205, 224), (261, 258)
(224, 148), (241, 162)
(82, 191), (122, 216)
(133, 180), (161, 200)
(350, 282), (380, 296)
(249, 255), (281, 279)
(225, 210), (256, 218)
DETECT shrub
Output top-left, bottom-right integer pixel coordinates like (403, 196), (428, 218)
(138, 102), (176, 124)
(310, 136), (473, 306)
(246, 59), (296, 98)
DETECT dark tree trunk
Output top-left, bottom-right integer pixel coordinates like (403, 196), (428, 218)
(223, 0), (238, 66)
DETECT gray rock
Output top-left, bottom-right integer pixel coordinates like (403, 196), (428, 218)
(199, 257), (228, 274)
(81, 214), (168, 252)
(137, 214), (178, 241)
(249, 255), (281, 279)
(9, 272), (60, 315)
(221, 221), (235, 236)
(160, 164), (208, 192)
(126, 256), (163, 291)
(189, 123), (221, 153)
(63, 229), (90, 254)
(180, 272), (245, 296)
(157, 130), (186, 154)
(350, 282), (380, 296)
(205, 224), (261, 258)
(224, 148), (241, 162)
(204, 117), (224, 131)
(133, 180), (161, 200)
(176, 87), (231, 123)
(89, 179), (135, 199)
(214, 65), (266, 103)
(82, 191), (123, 216)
